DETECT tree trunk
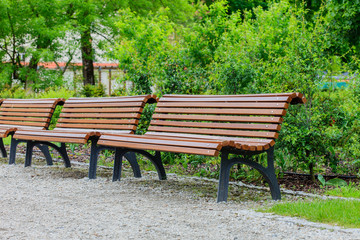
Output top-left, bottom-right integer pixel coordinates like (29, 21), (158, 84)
(81, 28), (95, 85)
(307, 150), (316, 182)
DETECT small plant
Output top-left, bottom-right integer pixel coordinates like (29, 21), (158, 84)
(317, 174), (348, 187)
(81, 84), (106, 97)
(68, 143), (77, 155)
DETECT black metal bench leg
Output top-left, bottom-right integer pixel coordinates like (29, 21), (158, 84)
(217, 147), (281, 202)
(58, 143), (71, 168)
(217, 151), (231, 202)
(265, 147), (281, 200)
(124, 152), (141, 178)
(36, 144), (53, 166)
(113, 148), (125, 181)
(124, 150), (166, 180)
(151, 151), (166, 180)
(24, 141), (36, 167)
(9, 138), (23, 164)
(89, 140), (100, 179)
(0, 138), (7, 158)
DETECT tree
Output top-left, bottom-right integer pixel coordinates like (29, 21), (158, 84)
(0, 0), (71, 90)
(323, 0), (360, 60)
(65, 0), (193, 86)
(0, 0), (29, 86)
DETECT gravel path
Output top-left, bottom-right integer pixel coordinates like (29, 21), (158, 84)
(0, 163), (359, 240)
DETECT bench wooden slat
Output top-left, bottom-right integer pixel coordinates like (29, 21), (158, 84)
(0, 117), (50, 122)
(56, 123), (137, 131)
(3, 100), (58, 104)
(163, 92), (306, 104)
(98, 139), (219, 156)
(152, 114), (283, 123)
(61, 107), (142, 113)
(160, 96), (292, 103)
(103, 133), (232, 146)
(0, 103), (55, 108)
(151, 120), (281, 131)
(164, 92), (306, 104)
(0, 121), (47, 127)
(155, 108), (286, 116)
(156, 102), (289, 109)
(66, 94), (157, 103)
(13, 134), (88, 144)
(148, 126), (279, 138)
(53, 128), (133, 134)
(65, 97), (149, 104)
(62, 102), (145, 108)
(14, 130), (95, 138)
(101, 135), (222, 150)
(145, 131), (275, 144)
(0, 112), (52, 117)
(59, 113), (141, 119)
(162, 93), (298, 98)
(58, 119), (139, 124)
(0, 108), (54, 113)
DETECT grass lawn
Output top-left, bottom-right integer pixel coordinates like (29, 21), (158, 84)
(263, 199), (360, 228)
(325, 183), (360, 198)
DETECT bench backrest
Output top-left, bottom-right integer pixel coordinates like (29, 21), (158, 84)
(146, 93), (306, 151)
(0, 98), (65, 130)
(55, 95), (157, 134)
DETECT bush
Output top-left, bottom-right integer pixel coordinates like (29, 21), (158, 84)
(80, 84), (106, 97)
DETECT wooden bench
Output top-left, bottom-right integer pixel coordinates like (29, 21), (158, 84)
(12, 95), (157, 175)
(95, 93), (306, 202)
(0, 98), (65, 162)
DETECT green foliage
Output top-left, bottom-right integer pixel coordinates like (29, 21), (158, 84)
(317, 175), (348, 187)
(135, 104), (156, 135)
(323, 0), (360, 60)
(80, 84), (106, 97)
(264, 199), (360, 228)
(37, 86), (77, 99)
(0, 85), (29, 99)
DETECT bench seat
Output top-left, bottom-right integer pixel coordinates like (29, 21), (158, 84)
(13, 129), (100, 144)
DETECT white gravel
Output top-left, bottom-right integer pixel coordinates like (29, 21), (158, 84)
(0, 163), (359, 240)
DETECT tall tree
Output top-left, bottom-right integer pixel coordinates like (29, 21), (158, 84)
(0, 0), (71, 90)
(66, 0), (193, 86)
(0, 0), (29, 86)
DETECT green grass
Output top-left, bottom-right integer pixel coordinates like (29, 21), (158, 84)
(325, 182), (360, 198)
(263, 199), (360, 228)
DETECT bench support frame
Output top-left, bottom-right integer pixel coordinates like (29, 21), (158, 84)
(91, 144), (166, 181)
(12, 139), (71, 168)
(9, 138), (54, 165)
(89, 140), (142, 180)
(217, 146), (281, 202)
(0, 138), (6, 158)
(112, 148), (166, 182)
